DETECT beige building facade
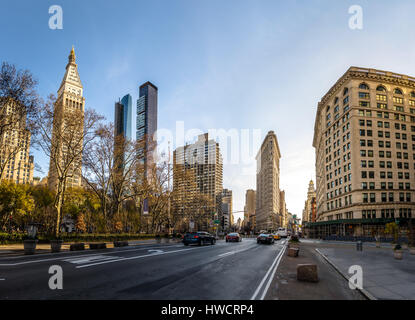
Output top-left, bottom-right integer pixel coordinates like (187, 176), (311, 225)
(302, 180), (316, 223)
(0, 100), (34, 184)
(311, 67), (415, 237)
(244, 189), (256, 231)
(173, 133), (223, 231)
(255, 131), (281, 232)
(279, 190), (288, 228)
(221, 188), (233, 228)
(48, 48), (85, 191)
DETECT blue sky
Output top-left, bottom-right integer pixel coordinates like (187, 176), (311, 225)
(1, 0), (415, 221)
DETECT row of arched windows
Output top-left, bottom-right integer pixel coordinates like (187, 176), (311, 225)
(326, 83), (415, 113)
(359, 82), (415, 97)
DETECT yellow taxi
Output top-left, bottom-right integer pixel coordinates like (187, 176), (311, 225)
(272, 233), (281, 240)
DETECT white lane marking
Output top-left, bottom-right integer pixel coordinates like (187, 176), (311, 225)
(148, 250), (164, 254)
(218, 251), (235, 257)
(259, 245), (287, 300)
(0, 278), (5, 281)
(217, 246), (255, 258)
(63, 255), (121, 265)
(250, 245), (287, 300)
(0, 245), (183, 267)
(76, 246), (213, 269)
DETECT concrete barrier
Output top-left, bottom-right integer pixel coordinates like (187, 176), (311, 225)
(114, 241), (129, 247)
(89, 243), (107, 250)
(288, 247), (299, 257)
(297, 264), (318, 282)
(70, 243), (85, 251)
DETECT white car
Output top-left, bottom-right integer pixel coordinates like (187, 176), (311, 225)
(276, 227), (288, 238)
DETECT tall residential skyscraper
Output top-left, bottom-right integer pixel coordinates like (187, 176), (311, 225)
(311, 67), (415, 237)
(255, 131), (281, 231)
(115, 94), (132, 141)
(136, 81), (158, 179)
(0, 100), (34, 184)
(173, 133), (223, 230)
(48, 47), (85, 190)
(114, 94), (133, 175)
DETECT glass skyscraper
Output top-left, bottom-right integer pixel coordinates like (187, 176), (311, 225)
(114, 94), (132, 141)
(136, 81), (158, 178)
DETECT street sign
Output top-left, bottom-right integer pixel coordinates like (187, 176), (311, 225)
(214, 220), (220, 224)
(189, 221), (195, 230)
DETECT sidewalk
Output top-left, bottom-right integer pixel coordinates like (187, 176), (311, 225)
(316, 244), (415, 300)
(265, 242), (366, 300)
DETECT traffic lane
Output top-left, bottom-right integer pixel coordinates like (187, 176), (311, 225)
(0, 238), (257, 268)
(0, 239), (255, 298)
(0, 239), (283, 299)
(59, 239), (283, 300)
(0, 242), (207, 299)
(121, 241), (284, 300)
(0, 242), (187, 265)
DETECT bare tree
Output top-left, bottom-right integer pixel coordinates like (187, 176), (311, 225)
(33, 95), (103, 236)
(82, 124), (115, 228)
(82, 123), (142, 231)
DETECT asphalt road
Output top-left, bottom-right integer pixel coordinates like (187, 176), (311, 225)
(0, 238), (286, 300)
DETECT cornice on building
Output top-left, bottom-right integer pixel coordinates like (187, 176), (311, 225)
(312, 66), (415, 147)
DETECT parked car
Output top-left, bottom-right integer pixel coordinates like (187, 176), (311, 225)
(183, 231), (216, 246)
(257, 233), (275, 244)
(226, 232), (242, 242)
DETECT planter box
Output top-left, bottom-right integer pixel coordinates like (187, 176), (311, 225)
(409, 248), (415, 255)
(114, 241), (129, 247)
(50, 240), (63, 253)
(394, 250), (403, 260)
(376, 242), (381, 248)
(70, 243), (85, 251)
(23, 240), (38, 255)
(401, 244), (408, 250)
(89, 243), (107, 250)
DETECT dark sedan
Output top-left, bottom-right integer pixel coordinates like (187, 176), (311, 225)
(226, 233), (242, 242)
(183, 231), (216, 246)
(257, 233), (275, 244)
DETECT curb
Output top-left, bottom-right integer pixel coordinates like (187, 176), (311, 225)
(315, 248), (377, 301)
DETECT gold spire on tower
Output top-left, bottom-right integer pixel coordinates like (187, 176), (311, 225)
(69, 46), (76, 63)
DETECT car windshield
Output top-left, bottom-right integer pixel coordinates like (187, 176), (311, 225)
(259, 234), (269, 237)
(228, 233), (238, 236)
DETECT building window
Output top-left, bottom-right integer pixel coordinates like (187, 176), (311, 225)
(394, 88), (403, 95)
(359, 83), (369, 90)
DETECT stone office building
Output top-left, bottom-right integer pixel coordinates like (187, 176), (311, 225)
(308, 67), (415, 238)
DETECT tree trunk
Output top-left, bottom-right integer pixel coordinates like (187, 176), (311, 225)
(54, 181), (65, 237)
